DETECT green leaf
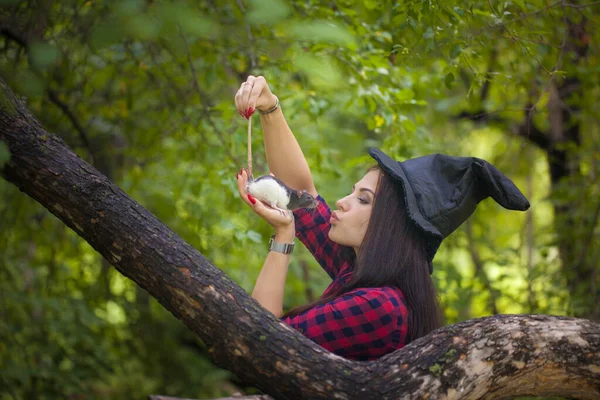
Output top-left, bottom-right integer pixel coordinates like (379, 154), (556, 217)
(450, 44), (462, 59)
(392, 12), (407, 25)
(396, 88), (415, 101)
(178, 15), (220, 38)
(295, 53), (343, 88)
(423, 27), (434, 39)
(364, 0), (379, 10)
(124, 15), (162, 40)
(0, 140), (10, 168)
(247, 230), (262, 243)
(152, 4), (221, 38)
(512, 0), (526, 10)
(89, 20), (126, 50)
(113, 0), (145, 16)
(29, 42), (59, 69)
(444, 72), (455, 89)
(400, 116), (416, 133)
(16, 70), (45, 97)
(247, 0), (291, 25)
(286, 20), (356, 49)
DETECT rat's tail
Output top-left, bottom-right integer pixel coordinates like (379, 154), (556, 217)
(247, 115), (253, 178)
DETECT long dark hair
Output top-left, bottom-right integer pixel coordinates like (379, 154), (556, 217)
(283, 166), (443, 343)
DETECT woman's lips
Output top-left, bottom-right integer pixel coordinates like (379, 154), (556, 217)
(330, 212), (339, 223)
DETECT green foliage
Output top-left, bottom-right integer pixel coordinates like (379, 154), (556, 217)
(28, 42), (59, 70)
(1, 0), (599, 398)
(247, 0), (291, 25)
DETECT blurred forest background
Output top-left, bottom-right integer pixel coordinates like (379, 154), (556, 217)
(0, 0), (598, 398)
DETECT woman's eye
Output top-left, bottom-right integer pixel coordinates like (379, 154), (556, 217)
(358, 197), (368, 204)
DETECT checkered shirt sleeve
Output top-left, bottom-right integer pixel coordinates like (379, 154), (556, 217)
(292, 194), (356, 279)
(281, 287), (408, 361)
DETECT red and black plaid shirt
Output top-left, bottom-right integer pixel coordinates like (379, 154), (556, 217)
(281, 195), (409, 361)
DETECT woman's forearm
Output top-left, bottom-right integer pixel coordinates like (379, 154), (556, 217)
(260, 100), (318, 197)
(251, 229), (295, 317)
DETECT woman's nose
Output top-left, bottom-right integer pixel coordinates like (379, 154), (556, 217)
(336, 196), (348, 211)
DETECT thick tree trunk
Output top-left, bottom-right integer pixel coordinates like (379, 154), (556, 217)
(1, 79), (600, 400)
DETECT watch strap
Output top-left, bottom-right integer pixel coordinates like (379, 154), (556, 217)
(269, 234), (294, 254)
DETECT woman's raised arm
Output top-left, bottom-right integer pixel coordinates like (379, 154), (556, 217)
(235, 76), (318, 198)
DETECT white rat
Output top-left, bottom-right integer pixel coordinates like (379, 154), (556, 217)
(244, 116), (318, 214)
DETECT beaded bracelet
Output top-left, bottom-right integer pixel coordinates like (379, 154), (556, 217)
(258, 95), (280, 115)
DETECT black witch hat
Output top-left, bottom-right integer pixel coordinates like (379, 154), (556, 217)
(369, 148), (530, 273)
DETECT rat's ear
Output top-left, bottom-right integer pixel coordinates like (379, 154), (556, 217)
(296, 190), (302, 197)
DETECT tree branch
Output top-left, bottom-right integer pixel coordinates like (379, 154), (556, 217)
(149, 396), (272, 400)
(565, 1), (600, 8)
(512, 116), (552, 151)
(479, 47), (497, 103)
(46, 88), (95, 162)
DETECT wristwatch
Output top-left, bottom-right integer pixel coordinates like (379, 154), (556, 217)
(269, 234), (295, 254)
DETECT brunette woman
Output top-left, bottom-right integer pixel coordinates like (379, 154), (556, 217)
(234, 76), (529, 361)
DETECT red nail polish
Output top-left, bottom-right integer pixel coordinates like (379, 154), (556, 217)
(248, 107), (255, 117)
(236, 172), (239, 179)
(247, 194), (256, 205)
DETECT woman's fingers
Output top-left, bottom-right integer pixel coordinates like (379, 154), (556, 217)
(234, 76), (271, 119)
(241, 76), (257, 118)
(247, 76), (266, 113)
(234, 79), (253, 118)
(239, 85), (252, 118)
(252, 200), (293, 226)
(235, 83), (245, 118)
(237, 169), (265, 211)
(236, 168), (251, 205)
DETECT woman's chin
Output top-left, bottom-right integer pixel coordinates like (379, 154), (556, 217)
(328, 229), (347, 246)
(328, 229), (339, 243)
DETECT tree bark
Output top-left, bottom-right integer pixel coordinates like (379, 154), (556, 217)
(1, 79), (600, 400)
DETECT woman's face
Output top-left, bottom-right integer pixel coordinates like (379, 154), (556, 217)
(329, 169), (381, 253)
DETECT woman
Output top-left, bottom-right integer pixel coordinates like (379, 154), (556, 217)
(233, 76), (530, 361)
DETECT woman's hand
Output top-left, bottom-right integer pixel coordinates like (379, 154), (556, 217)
(236, 168), (295, 236)
(234, 76), (278, 119)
